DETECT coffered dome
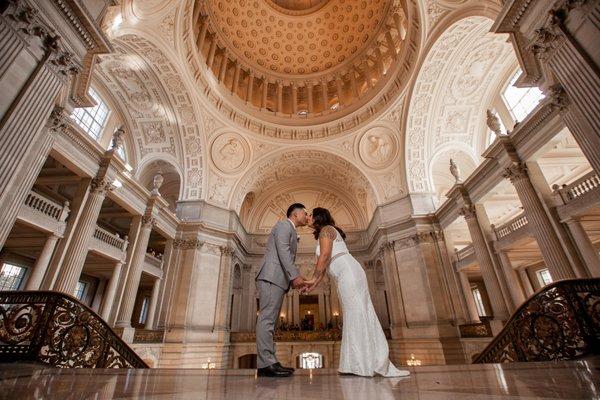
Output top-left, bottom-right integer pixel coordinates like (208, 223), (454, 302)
(190, 0), (413, 129)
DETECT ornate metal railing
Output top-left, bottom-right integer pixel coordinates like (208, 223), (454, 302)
(24, 190), (70, 222)
(231, 329), (343, 342)
(0, 291), (148, 368)
(492, 213), (528, 240)
(474, 278), (600, 363)
(459, 318), (493, 338)
(93, 226), (128, 251)
(133, 329), (165, 344)
(553, 171), (600, 205)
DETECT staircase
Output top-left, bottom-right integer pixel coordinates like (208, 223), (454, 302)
(474, 278), (600, 363)
(0, 290), (147, 368)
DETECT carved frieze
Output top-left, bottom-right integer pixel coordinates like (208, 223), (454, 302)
(173, 238), (204, 249)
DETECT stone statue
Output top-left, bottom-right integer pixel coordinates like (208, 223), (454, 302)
(449, 158), (461, 183)
(111, 125), (126, 150)
(152, 171), (164, 195)
(486, 110), (503, 138)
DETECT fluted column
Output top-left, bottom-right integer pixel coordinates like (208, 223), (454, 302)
(307, 82), (314, 113)
(494, 248), (526, 309)
(564, 217), (600, 277)
(460, 205), (509, 320)
(518, 269), (534, 297)
(374, 46), (385, 76)
(232, 62), (241, 94)
(276, 81), (283, 112)
(218, 51), (228, 82)
(144, 277), (161, 330)
(246, 72), (254, 104)
(206, 35), (217, 69)
(25, 233), (60, 290)
(335, 77), (344, 106)
(380, 242), (407, 336)
(259, 79), (267, 109)
(115, 216), (154, 328)
(458, 271), (480, 322)
(53, 178), (113, 294)
(100, 261), (123, 321)
(213, 246), (234, 335)
(197, 17), (209, 49)
(291, 83), (298, 114)
(349, 68), (358, 97)
(503, 163), (576, 280)
(320, 79), (328, 111)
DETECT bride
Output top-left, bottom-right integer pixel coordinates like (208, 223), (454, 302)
(303, 207), (410, 378)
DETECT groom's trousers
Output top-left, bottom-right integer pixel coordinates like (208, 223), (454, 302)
(256, 279), (286, 369)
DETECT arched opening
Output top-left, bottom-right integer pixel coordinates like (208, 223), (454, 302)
(238, 354), (257, 369)
(136, 159), (182, 212)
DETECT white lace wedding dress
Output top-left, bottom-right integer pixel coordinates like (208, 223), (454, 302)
(316, 228), (410, 377)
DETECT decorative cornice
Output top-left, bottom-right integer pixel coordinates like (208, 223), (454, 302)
(173, 238), (204, 249)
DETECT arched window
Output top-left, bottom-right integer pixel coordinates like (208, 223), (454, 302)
(501, 70), (544, 122)
(71, 87), (110, 140)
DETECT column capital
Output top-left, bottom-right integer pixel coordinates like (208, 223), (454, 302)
(90, 177), (115, 195)
(46, 106), (70, 134)
(141, 216), (156, 228)
(459, 204), (477, 220)
(548, 84), (570, 111)
(502, 162), (529, 183)
(220, 245), (234, 256)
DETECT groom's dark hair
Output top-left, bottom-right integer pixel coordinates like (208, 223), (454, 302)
(286, 203), (306, 218)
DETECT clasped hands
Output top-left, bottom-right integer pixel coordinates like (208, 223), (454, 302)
(291, 276), (319, 294)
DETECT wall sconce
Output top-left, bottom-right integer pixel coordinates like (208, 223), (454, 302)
(406, 354), (421, 366)
(333, 312), (339, 317)
(201, 358), (216, 369)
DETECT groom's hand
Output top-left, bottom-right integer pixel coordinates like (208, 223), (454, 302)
(291, 276), (307, 290)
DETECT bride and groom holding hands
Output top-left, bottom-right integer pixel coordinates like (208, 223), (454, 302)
(255, 203), (410, 378)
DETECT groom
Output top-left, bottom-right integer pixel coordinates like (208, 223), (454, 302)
(255, 203), (309, 377)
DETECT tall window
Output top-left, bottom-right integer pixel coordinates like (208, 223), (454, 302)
(501, 70), (545, 122)
(71, 88), (110, 140)
(537, 268), (553, 287)
(74, 281), (87, 301)
(139, 297), (150, 324)
(0, 263), (27, 291)
(472, 288), (487, 317)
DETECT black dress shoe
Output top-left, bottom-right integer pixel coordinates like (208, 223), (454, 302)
(257, 363), (293, 377)
(274, 362), (295, 372)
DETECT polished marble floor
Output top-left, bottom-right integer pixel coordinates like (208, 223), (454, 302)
(0, 359), (598, 400)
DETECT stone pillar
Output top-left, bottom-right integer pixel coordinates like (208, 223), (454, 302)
(206, 35), (218, 69)
(218, 51), (228, 82)
(52, 178), (113, 294)
(564, 217), (600, 277)
(232, 62), (241, 94)
(156, 239), (176, 329)
(291, 83), (298, 114)
(374, 46), (385, 76)
(261, 78), (268, 109)
(379, 242), (407, 337)
(99, 261), (123, 321)
(494, 248), (526, 309)
(324, 292), (331, 325)
(115, 216), (154, 329)
(349, 68), (358, 97)
(503, 163), (576, 280)
(460, 205), (510, 320)
(318, 292), (326, 326)
(321, 79), (329, 111)
(276, 81), (283, 112)
(25, 233), (59, 290)
(144, 277), (161, 330)
(518, 269), (535, 297)
(246, 72), (254, 104)
(385, 29), (396, 58)
(292, 293), (300, 325)
(335, 77), (344, 106)
(307, 82), (314, 113)
(458, 271), (480, 322)
(197, 18), (209, 49)
(213, 246), (234, 337)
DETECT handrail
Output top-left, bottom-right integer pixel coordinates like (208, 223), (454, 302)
(24, 191), (70, 222)
(492, 213), (528, 240)
(0, 290), (148, 368)
(553, 171), (600, 205)
(473, 278), (600, 363)
(230, 329), (343, 342)
(93, 226), (128, 251)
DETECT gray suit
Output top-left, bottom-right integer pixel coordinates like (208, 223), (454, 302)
(255, 220), (300, 368)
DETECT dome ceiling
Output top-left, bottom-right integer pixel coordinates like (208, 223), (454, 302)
(208, 0), (389, 76)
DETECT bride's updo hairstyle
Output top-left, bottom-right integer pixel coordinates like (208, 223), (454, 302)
(312, 207), (347, 240)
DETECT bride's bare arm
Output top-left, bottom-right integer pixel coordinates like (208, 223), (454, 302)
(305, 226), (337, 292)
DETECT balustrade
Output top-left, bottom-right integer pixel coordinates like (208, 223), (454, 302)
(23, 190), (70, 222)
(93, 226), (128, 251)
(493, 213), (528, 240)
(553, 171), (600, 205)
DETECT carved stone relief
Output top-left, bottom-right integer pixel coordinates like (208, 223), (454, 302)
(210, 132), (250, 174)
(358, 126), (397, 169)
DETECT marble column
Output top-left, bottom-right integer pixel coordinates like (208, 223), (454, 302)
(232, 62), (241, 94)
(503, 163), (576, 280)
(115, 216), (154, 328)
(374, 46), (385, 76)
(155, 239), (175, 330)
(321, 80), (329, 111)
(460, 205), (509, 320)
(25, 233), (59, 290)
(144, 277), (161, 330)
(197, 18), (208, 49)
(213, 246), (234, 336)
(318, 293), (326, 326)
(218, 51), (228, 83)
(52, 178), (113, 294)
(494, 248), (526, 309)
(286, 293), (293, 325)
(276, 81), (283, 113)
(261, 79), (268, 109)
(206, 35), (217, 69)
(99, 261), (123, 321)
(292, 293), (300, 325)
(307, 83), (314, 113)
(335, 77), (344, 106)
(246, 72), (254, 104)
(349, 68), (358, 97)
(564, 217), (600, 277)
(458, 271), (480, 322)
(291, 83), (298, 114)
(385, 29), (396, 58)
(380, 242), (407, 336)
(518, 269), (535, 297)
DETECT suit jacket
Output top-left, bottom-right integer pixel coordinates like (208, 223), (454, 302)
(256, 220), (300, 291)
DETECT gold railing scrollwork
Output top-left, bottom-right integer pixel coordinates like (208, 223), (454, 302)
(474, 278), (600, 363)
(0, 291), (148, 368)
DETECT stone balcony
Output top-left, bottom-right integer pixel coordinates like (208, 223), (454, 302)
(492, 213), (530, 250)
(89, 225), (128, 261)
(18, 190), (70, 236)
(553, 171), (600, 221)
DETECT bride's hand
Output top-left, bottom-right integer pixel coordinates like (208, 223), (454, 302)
(303, 277), (319, 293)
